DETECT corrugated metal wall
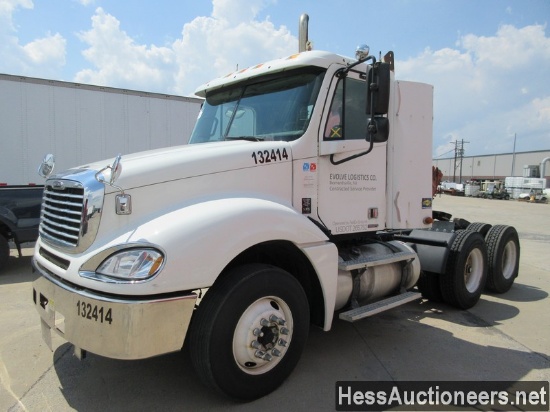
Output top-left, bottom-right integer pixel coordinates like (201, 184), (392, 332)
(0, 74), (202, 185)
(433, 150), (550, 187)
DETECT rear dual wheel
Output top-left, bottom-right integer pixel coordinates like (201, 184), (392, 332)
(422, 225), (520, 308)
(485, 225), (520, 293)
(467, 222), (492, 237)
(468, 223), (520, 293)
(440, 230), (487, 309)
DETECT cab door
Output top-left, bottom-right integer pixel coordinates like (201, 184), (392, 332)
(316, 70), (388, 236)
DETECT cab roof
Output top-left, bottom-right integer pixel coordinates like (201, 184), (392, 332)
(194, 50), (356, 97)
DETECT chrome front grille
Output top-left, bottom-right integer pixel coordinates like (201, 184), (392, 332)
(40, 185), (84, 247)
(39, 168), (105, 253)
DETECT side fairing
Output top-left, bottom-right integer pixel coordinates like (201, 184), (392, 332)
(386, 81), (434, 229)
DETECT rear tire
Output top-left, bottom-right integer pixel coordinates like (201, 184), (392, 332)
(440, 230), (487, 309)
(485, 225), (520, 293)
(433, 211), (452, 221)
(188, 264), (309, 401)
(467, 222), (492, 237)
(0, 234), (9, 271)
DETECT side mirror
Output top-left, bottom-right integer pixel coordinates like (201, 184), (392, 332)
(95, 154), (123, 188)
(110, 154), (122, 185)
(38, 154), (55, 178)
(366, 62), (390, 115)
(367, 117), (389, 143)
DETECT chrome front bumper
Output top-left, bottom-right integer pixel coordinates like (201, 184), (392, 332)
(32, 260), (197, 360)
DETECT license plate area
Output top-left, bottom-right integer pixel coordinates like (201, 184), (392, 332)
(76, 299), (113, 325)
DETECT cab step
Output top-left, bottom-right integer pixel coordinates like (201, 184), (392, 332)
(339, 291), (422, 322)
(338, 251), (416, 271)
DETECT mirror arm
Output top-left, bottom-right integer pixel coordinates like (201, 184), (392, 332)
(342, 55), (376, 75)
(94, 163), (125, 194)
(329, 56), (378, 165)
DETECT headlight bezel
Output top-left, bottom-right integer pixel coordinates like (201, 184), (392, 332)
(79, 243), (166, 284)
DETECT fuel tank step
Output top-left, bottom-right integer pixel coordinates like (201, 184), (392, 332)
(338, 251), (416, 271)
(339, 291), (421, 322)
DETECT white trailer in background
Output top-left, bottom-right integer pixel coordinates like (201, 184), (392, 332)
(505, 176), (546, 199)
(0, 73), (202, 185)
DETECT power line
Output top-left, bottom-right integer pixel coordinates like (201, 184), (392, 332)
(435, 148), (455, 158)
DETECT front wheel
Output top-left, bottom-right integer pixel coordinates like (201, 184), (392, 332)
(188, 264), (309, 401)
(440, 230), (487, 309)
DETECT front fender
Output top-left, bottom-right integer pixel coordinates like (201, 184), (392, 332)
(68, 197), (331, 296)
(141, 197), (330, 290)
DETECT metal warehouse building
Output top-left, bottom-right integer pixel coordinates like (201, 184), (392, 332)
(433, 149), (550, 188)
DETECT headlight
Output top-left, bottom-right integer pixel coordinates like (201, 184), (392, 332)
(96, 249), (164, 280)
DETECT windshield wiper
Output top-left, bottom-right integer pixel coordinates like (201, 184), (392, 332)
(225, 136), (264, 142)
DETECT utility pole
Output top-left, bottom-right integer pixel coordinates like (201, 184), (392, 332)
(452, 139), (469, 183)
(511, 133), (517, 176)
(453, 142), (457, 183)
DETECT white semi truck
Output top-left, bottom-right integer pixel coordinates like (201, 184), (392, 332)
(32, 15), (520, 400)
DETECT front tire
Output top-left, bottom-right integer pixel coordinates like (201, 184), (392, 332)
(485, 225), (520, 293)
(440, 230), (487, 309)
(188, 264), (309, 401)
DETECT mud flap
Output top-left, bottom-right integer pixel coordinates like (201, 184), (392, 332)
(41, 318), (53, 351)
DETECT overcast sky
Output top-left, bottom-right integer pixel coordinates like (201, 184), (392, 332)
(1, 0), (549, 158)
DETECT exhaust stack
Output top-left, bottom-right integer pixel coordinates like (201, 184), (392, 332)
(541, 157), (550, 179)
(299, 14), (309, 52)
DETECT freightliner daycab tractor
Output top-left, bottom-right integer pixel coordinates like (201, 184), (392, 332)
(32, 15), (520, 400)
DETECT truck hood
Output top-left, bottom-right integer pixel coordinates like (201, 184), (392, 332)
(62, 141), (293, 193)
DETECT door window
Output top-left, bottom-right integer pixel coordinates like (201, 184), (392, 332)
(323, 75), (368, 141)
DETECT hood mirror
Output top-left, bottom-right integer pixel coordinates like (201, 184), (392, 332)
(38, 154), (55, 178)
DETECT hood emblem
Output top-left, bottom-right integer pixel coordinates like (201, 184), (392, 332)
(52, 181), (65, 190)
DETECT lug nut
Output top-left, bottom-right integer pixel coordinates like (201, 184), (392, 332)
(263, 353), (273, 362)
(255, 350), (266, 359)
(280, 327), (289, 335)
(269, 314), (279, 323)
(278, 339), (287, 347)
(253, 328), (262, 337)
(251, 340), (261, 349)
(260, 318), (270, 327)
(272, 348), (282, 357)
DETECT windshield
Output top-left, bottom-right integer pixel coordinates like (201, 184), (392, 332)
(189, 68), (325, 144)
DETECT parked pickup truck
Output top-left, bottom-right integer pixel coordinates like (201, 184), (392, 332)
(0, 185), (43, 270)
